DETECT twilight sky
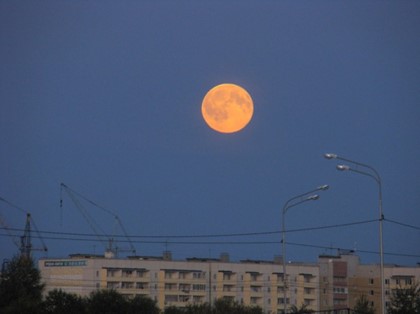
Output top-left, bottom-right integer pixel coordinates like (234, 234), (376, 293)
(1, 1), (419, 266)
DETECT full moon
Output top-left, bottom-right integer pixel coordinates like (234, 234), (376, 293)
(201, 83), (254, 133)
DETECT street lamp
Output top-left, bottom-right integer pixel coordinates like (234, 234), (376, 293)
(324, 153), (385, 314)
(281, 185), (329, 313)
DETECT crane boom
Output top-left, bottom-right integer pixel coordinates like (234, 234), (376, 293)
(60, 183), (136, 256)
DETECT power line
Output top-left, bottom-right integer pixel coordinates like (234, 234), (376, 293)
(385, 218), (420, 231)
(1, 232), (419, 259)
(0, 219), (378, 239)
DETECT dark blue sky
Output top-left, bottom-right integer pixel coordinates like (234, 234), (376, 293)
(1, 1), (419, 266)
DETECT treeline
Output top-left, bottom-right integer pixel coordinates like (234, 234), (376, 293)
(42, 289), (263, 314)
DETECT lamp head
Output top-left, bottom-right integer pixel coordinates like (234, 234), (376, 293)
(336, 164), (350, 171)
(324, 153), (337, 160)
(307, 194), (320, 201)
(318, 184), (329, 191)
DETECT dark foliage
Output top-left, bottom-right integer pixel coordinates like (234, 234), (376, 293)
(0, 255), (45, 314)
(387, 283), (420, 314)
(353, 294), (375, 314)
(128, 295), (160, 314)
(163, 298), (263, 314)
(86, 289), (129, 314)
(42, 289), (86, 314)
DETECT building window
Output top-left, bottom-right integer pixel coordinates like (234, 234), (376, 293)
(136, 282), (147, 290)
(369, 278), (374, 285)
(370, 290), (374, 296)
(193, 272), (205, 279)
(251, 285), (261, 292)
(385, 279), (390, 285)
(179, 284), (190, 292)
(223, 285), (233, 292)
(333, 287), (347, 294)
(164, 295), (178, 303)
(304, 287), (313, 295)
(136, 270), (146, 278)
(121, 282), (134, 289)
(165, 283), (177, 290)
(192, 284), (206, 291)
(405, 278), (412, 285)
(250, 273), (260, 281)
(107, 269), (117, 277)
(303, 275), (312, 283)
(107, 282), (119, 289)
(122, 270), (133, 277)
(277, 298), (289, 305)
(250, 297), (260, 305)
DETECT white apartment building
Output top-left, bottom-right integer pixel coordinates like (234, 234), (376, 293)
(39, 251), (420, 314)
(39, 252), (319, 313)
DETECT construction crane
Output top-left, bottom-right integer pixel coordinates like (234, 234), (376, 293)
(60, 183), (136, 257)
(0, 196), (48, 259)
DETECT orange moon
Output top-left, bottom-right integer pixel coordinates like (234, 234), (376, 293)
(201, 83), (254, 133)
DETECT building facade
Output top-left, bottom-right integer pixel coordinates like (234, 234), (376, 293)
(39, 252), (420, 314)
(319, 253), (420, 314)
(39, 252), (318, 313)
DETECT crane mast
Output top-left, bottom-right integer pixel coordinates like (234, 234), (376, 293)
(20, 213), (32, 259)
(0, 196), (48, 259)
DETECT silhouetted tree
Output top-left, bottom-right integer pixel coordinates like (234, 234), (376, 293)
(128, 295), (160, 314)
(42, 289), (86, 314)
(289, 304), (314, 313)
(387, 283), (420, 314)
(164, 306), (186, 314)
(86, 289), (128, 314)
(212, 298), (262, 314)
(353, 294), (375, 314)
(0, 255), (44, 313)
(163, 298), (263, 314)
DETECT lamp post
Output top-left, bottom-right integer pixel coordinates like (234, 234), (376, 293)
(324, 153), (385, 314)
(281, 185), (329, 313)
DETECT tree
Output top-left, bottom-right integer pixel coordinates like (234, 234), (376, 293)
(163, 298), (263, 314)
(289, 304), (314, 313)
(86, 289), (128, 314)
(128, 295), (160, 314)
(210, 298), (262, 314)
(353, 294), (375, 314)
(42, 289), (86, 314)
(164, 306), (186, 314)
(0, 255), (44, 313)
(387, 283), (420, 314)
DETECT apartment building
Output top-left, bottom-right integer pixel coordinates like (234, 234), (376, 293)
(319, 252), (420, 314)
(39, 251), (420, 314)
(39, 252), (319, 313)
